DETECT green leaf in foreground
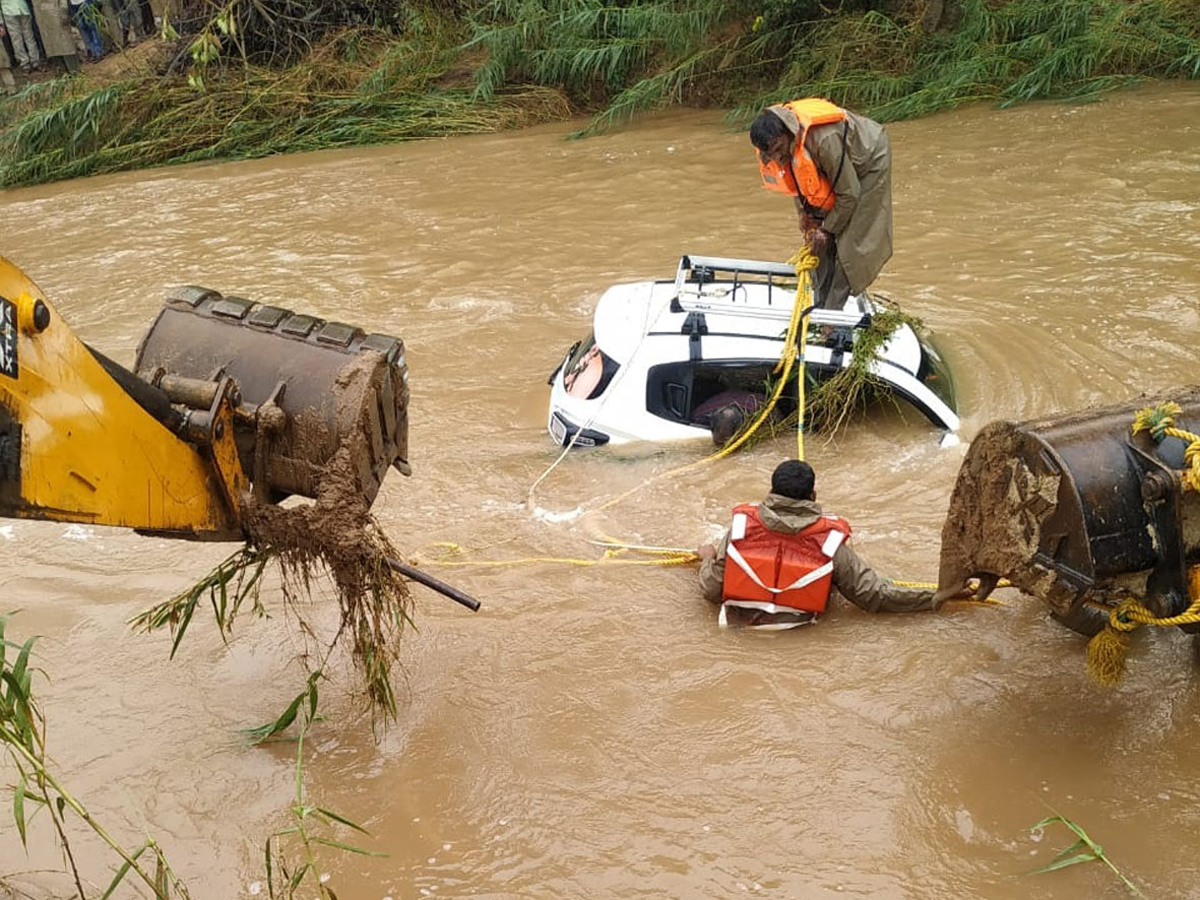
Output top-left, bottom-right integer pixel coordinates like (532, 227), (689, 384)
(1025, 811), (1146, 898)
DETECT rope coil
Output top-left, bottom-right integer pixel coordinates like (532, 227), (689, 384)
(1084, 402), (1200, 684)
(1086, 583), (1200, 686)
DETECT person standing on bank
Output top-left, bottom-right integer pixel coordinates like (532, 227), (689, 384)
(750, 99), (892, 310)
(69, 0), (104, 60)
(697, 459), (943, 629)
(0, 0), (41, 71)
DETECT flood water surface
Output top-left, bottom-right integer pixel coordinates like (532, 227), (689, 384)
(2, 83), (1200, 899)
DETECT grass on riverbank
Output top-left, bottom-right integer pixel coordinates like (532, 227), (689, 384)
(749, 0), (1200, 123)
(468, 0), (1200, 130)
(0, 28), (568, 186)
(1, 0), (1198, 186)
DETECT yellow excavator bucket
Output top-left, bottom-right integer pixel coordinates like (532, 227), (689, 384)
(0, 255), (409, 540)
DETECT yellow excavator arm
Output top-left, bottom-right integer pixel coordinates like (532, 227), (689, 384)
(0, 255), (409, 540)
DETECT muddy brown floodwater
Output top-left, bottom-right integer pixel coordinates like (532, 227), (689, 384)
(2, 83), (1200, 899)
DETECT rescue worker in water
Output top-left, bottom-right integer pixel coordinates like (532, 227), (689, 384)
(750, 99), (893, 310)
(697, 459), (939, 628)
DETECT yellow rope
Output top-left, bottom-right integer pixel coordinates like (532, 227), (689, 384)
(436, 555), (700, 568)
(418, 552), (700, 568)
(704, 246), (817, 462)
(414, 543), (1009, 611)
(1084, 404), (1200, 683)
(1086, 581), (1200, 686)
(892, 579), (1009, 607)
(1084, 406), (1200, 684)
(791, 248), (815, 462)
(414, 540), (699, 569)
(587, 246), (818, 519)
(892, 578), (1013, 591)
(424, 254), (955, 580)
(1131, 401), (1200, 491)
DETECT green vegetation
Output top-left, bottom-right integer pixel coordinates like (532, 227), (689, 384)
(261, 674), (384, 900)
(804, 304), (923, 434)
(1026, 811), (1146, 897)
(0, 613), (190, 899)
(131, 516), (414, 729)
(0, 27), (566, 186)
(724, 297), (927, 450)
(763, 0), (1200, 122)
(0, 0), (1197, 185)
(0, 611), (380, 898)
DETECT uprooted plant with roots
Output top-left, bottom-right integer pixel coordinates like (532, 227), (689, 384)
(131, 445), (412, 733)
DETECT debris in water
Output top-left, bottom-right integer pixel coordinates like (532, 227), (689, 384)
(131, 442), (412, 724)
(241, 444), (412, 717)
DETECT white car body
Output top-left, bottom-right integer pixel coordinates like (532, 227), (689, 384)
(547, 254), (958, 448)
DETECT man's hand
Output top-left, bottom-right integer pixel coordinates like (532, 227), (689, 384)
(933, 579), (1006, 611)
(697, 543), (717, 561)
(807, 227), (831, 257)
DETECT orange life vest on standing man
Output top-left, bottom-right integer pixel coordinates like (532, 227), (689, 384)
(756, 98), (847, 213)
(720, 503), (851, 619)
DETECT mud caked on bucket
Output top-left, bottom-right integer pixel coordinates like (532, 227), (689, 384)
(134, 286), (410, 508)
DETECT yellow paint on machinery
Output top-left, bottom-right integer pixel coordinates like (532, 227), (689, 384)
(0, 255), (240, 537)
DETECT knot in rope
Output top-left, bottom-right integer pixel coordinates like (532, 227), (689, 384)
(1131, 401), (1200, 492)
(1086, 569), (1200, 686)
(786, 246), (819, 276)
(1131, 401), (1182, 442)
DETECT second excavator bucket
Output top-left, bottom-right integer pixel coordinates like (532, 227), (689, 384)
(134, 287), (410, 508)
(938, 390), (1200, 632)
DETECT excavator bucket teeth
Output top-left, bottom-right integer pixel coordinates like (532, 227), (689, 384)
(939, 390), (1200, 626)
(134, 287), (409, 508)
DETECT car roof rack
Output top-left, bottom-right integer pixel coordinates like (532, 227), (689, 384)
(672, 254), (869, 328)
(675, 254), (795, 289)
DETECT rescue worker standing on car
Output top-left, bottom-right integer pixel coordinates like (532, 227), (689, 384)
(697, 459), (938, 628)
(750, 99), (892, 310)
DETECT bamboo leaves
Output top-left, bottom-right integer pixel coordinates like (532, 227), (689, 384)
(0, 29), (569, 188)
(473, 0), (1200, 134)
(263, 694), (384, 899)
(3, 609), (377, 898)
(468, 0), (734, 123)
(0, 615), (45, 859)
(759, 0), (1200, 123)
(1, 0), (1197, 185)
(1027, 812), (1146, 897)
(129, 545), (273, 657)
(0, 613), (192, 899)
(243, 669), (323, 745)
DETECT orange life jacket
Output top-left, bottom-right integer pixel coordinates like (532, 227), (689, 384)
(756, 98), (847, 213)
(720, 503), (852, 619)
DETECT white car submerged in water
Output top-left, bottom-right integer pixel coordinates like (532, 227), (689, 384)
(546, 254), (958, 448)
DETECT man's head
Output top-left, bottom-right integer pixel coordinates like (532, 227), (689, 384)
(750, 111), (792, 165)
(709, 404), (746, 448)
(770, 459), (816, 501)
